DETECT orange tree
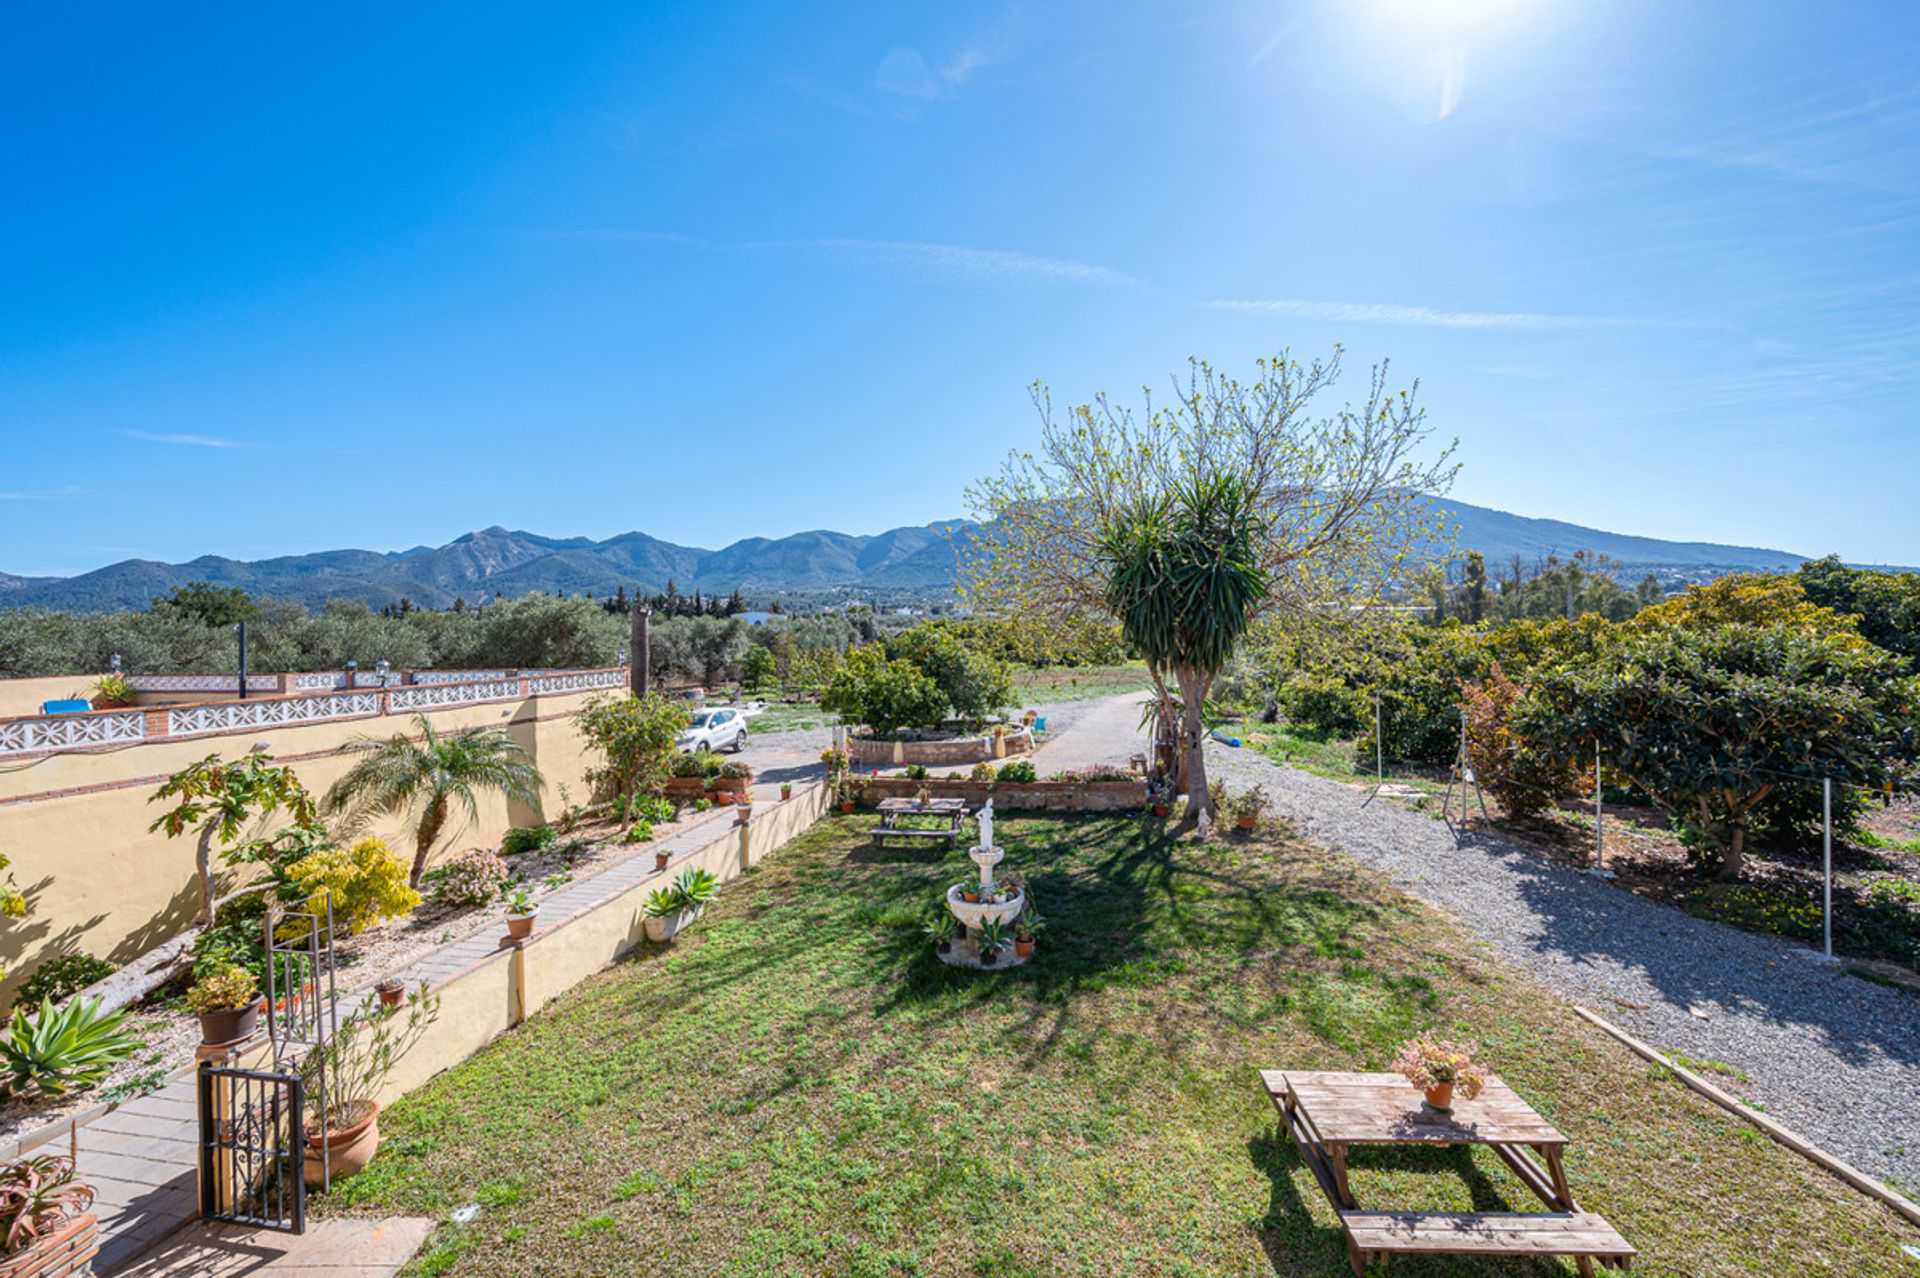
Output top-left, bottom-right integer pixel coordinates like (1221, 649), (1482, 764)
(149, 752), (320, 926)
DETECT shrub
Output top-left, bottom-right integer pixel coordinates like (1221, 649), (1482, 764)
(903, 764), (929, 781)
(14, 955), (115, 1011)
(427, 849), (511, 907)
(630, 796), (674, 824)
(1460, 663), (1589, 821)
(500, 825), (557, 856)
(0, 997), (140, 1097)
(576, 692), (689, 800)
(1045, 767), (1135, 783)
(969, 761), (996, 781)
(1525, 622), (1920, 878)
(883, 625), (1013, 725)
(186, 965), (257, 1015)
(622, 821), (654, 843)
(821, 644), (947, 737)
(284, 837), (422, 935)
(996, 760), (1037, 783)
(1276, 674), (1368, 737)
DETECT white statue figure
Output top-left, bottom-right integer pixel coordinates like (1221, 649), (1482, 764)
(978, 800), (994, 853)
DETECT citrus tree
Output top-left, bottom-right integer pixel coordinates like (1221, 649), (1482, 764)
(575, 692), (692, 801)
(149, 752), (320, 926)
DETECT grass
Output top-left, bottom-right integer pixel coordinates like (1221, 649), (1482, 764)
(1010, 662), (1151, 705)
(325, 815), (1920, 1276)
(743, 702), (840, 734)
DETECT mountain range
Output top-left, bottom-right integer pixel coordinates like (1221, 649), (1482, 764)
(0, 500), (1825, 613)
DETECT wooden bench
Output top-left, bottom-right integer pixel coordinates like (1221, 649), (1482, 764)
(873, 798), (966, 847)
(1262, 1070), (1635, 1276)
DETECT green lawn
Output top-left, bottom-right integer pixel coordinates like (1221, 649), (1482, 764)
(1010, 662), (1151, 705)
(326, 815), (1920, 1276)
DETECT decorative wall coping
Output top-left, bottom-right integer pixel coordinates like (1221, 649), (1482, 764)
(0, 667), (628, 760)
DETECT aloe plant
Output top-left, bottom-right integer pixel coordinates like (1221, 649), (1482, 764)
(0, 1154), (94, 1254)
(972, 919), (1011, 957)
(0, 998), (141, 1097)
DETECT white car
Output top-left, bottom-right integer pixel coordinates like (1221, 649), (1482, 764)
(679, 707), (748, 753)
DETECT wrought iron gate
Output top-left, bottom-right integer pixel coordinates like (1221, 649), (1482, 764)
(197, 1063), (306, 1232)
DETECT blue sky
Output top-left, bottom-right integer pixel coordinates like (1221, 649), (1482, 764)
(4, 0), (1918, 577)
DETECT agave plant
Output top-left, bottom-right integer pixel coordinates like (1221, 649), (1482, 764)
(672, 867), (718, 909)
(0, 998), (141, 1097)
(0, 1155), (94, 1254)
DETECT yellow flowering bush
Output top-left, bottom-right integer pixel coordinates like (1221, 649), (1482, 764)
(285, 838), (421, 935)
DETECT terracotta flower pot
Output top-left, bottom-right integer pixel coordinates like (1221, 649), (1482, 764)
(376, 983), (403, 1009)
(0, 1209), (97, 1278)
(1236, 816), (1257, 830)
(506, 912), (537, 940)
(838, 802), (855, 814)
(654, 851), (671, 871)
(305, 1101), (380, 1187)
(1015, 937), (1035, 959)
(1424, 1082), (1455, 1110)
(197, 1000), (260, 1047)
(1152, 803), (1171, 817)
(780, 785), (792, 800)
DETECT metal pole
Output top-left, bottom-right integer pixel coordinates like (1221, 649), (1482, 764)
(1374, 695), (1383, 787)
(1823, 777), (1833, 959)
(237, 622), (249, 700)
(1594, 743), (1603, 872)
(630, 604), (652, 697)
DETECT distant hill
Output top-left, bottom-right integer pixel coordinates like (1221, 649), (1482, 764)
(0, 500), (1841, 613)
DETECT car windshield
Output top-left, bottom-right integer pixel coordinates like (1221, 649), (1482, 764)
(686, 713), (713, 730)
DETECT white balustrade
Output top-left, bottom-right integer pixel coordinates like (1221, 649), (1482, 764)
(387, 679), (524, 711)
(527, 670), (624, 695)
(0, 710), (147, 757)
(167, 691), (380, 737)
(128, 674), (278, 693)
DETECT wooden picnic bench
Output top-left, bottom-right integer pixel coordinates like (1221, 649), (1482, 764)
(1261, 1070), (1635, 1276)
(873, 797), (967, 846)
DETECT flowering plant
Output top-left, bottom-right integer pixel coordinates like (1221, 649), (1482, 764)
(1389, 1034), (1488, 1099)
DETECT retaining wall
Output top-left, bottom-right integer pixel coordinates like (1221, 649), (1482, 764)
(855, 776), (1146, 812)
(847, 726), (1035, 768)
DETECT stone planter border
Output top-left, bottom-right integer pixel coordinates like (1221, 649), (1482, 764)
(857, 776), (1146, 812)
(847, 727), (1035, 768)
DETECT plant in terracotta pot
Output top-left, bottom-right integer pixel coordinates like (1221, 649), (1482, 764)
(298, 986), (438, 1188)
(1227, 784), (1268, 831)
(1013, 905), (1044, 959)
(88, 673), (133, 711)
(972, 919), (1010, 966)
(654, 846), (671, 871)
(0, 1154), (97, 1278)
(375, 978), (404, 1010)
(921, 911), (957, 956)
(1390, 1033), (1488, 1113)
(187, 965), (261, 1046)
(780, 782), (792, 800)
(834, 776), (866, 814)
(502, 885), (538, 940)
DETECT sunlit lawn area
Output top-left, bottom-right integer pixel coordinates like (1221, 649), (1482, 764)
(328, 814), (1920, 1276)
(1010, 661), (1151, 704)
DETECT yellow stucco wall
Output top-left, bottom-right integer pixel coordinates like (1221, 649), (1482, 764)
(0, 676), (103, 720)
(0, 688), (606, 1002)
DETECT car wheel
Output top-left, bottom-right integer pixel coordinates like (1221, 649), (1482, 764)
(733, 728), (748, 752)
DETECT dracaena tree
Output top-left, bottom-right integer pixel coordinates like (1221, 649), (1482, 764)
(323, 716), (545, 887)
(1100, 475), (1268, 831)
(963, 348), (1456, 803)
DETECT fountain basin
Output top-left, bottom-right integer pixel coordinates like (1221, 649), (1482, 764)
(947, 883), (1023, 931)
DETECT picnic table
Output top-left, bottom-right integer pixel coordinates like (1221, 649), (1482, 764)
(873, 797), (967, 846)
(1262, 1070), (1634, 1277)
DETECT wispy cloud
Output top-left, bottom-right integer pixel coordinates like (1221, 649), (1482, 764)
(0, 485), (86, 501)
(749, 238), (1131, 286)
(1204, 299), (1624, 330)
(121, 429), (245, 448)
(875, 15), (1016, 101)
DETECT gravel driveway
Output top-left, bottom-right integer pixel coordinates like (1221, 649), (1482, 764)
(1031, 693), (1920, 1188)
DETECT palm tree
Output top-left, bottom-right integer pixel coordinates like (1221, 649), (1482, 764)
(324, 716), (545, 887)
(1100, 473), (1267, 834)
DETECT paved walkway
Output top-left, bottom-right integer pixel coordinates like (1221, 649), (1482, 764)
(1033, 693), (1920, 1188)
(48, 799), (763, 1274)
(1025, 691), (1149, 774)
(119, 1216), (432, 1276)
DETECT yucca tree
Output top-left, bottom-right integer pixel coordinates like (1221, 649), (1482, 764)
(1100, 474), (1267, 833)
(324, 717), (545, 887)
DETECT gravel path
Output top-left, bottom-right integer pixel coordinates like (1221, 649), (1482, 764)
(1038, 694), (1920, 1188)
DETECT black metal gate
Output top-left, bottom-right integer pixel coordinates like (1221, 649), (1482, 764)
(198, 1063), (306, 1232)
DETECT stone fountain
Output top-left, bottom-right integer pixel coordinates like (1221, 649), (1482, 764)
(939, 801), (1028, 969)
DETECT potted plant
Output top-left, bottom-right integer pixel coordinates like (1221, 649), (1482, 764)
(375, 978), (405, 1010)
(88, 673), (133, 711)
(922, 911), (957, 956)
(299, 987), (439, 1186)
(973, 919), (1010, 966)
(1390, 1033), (1489, 1113)
(654, 845), (672, 871)
(1229, 784), (1269, 830)
(0, 1154), (96, 1278)
(914, 785), (933, 806)
(664, 752), (708, 801)
(502, 885), (538, 940)
(1014, 905), (1044, 959)
(643, 866), (717, 943)
(835, 776), (866, 814)
(710, 761), (753, 801)
(187, 965), (261, 1046)
(957, 879), (981, 904)
(780, 781), (793, 801)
